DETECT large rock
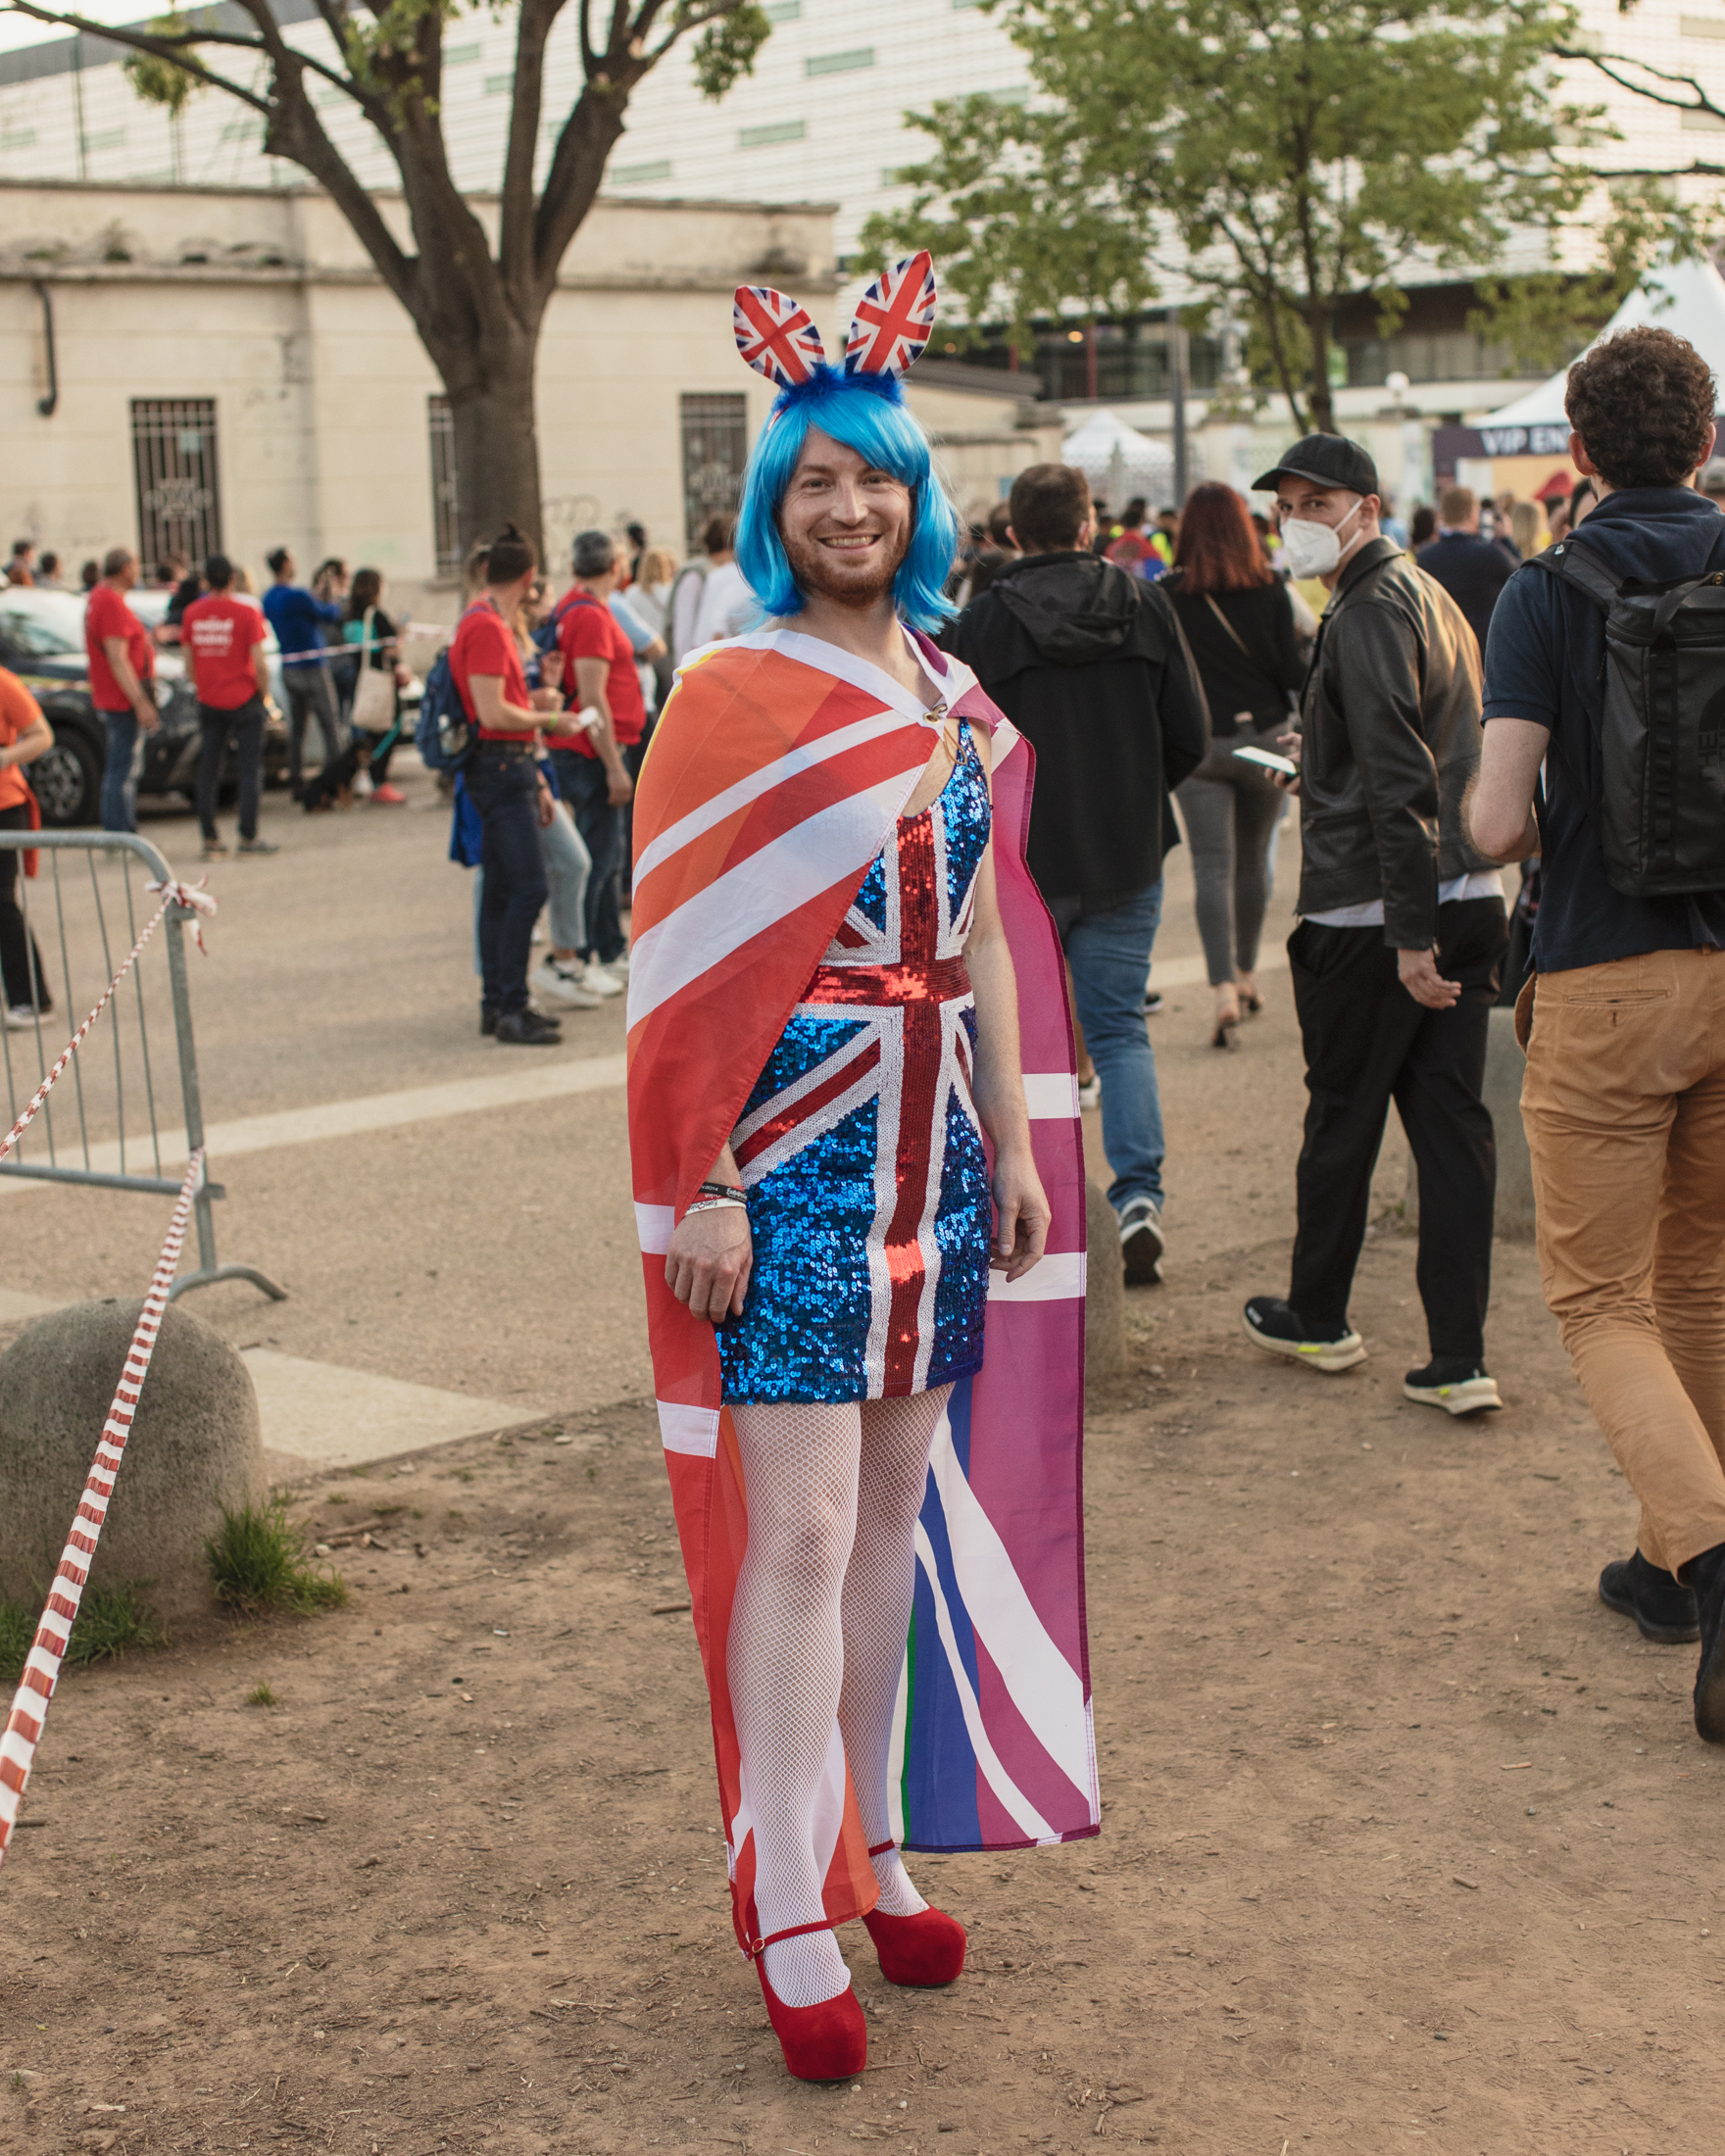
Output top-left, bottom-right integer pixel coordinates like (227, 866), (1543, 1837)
(0, 1299), (265, 1624)
(1403, 1004), (1536, 1242)
(1084, 1180), (1127, 1381)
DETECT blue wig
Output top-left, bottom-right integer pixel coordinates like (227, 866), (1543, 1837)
(734, 365), (959, 632)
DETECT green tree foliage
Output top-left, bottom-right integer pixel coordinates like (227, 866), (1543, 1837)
(12, 0), (771, 549)
(863, 0), (1610, 432)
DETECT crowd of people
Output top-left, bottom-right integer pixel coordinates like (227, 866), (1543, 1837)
(616, 259), (1725, 2090)
(9, 250), (1725, 2094)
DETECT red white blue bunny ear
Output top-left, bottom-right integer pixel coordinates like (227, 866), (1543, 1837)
(844, 252), (938, 378)
(732, 284), (827, 388)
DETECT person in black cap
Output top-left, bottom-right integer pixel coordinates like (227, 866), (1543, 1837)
(1241, 433), (1508, 1415)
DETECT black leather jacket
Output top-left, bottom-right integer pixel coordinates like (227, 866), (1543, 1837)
(1297, 536), (1493, 949)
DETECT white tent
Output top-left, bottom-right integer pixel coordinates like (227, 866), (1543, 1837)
(1477, 258), (1725, 451)
(1061, 410), (1176, 511)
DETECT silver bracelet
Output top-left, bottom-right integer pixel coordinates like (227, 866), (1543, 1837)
(684, 1196), (748, 1215)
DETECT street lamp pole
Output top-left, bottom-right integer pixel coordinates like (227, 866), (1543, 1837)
(1167, 304), (1188, 506)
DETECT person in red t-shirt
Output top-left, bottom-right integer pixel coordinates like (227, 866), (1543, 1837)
(0, 667), (55, 1026)
(84, 547), (157, 833)
(452, 524), (586, 1045)
(1104, 498), (1159, 578)
(548, 529), (650, 976)
(182, 555), (276, 859)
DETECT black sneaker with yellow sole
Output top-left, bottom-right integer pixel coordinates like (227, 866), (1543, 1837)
(1241, 1296), (1366, 1373)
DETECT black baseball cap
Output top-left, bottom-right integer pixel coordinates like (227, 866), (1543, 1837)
(1254, 433), (1379, 497)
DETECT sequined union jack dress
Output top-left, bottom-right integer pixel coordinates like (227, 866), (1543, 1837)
(716, 719), (994, 1404)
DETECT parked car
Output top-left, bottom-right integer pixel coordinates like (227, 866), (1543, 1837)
(0, 588), (289, 826)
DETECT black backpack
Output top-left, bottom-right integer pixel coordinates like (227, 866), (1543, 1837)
(1533, 538), (1725, 897)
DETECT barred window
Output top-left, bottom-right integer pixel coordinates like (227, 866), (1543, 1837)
(428, 395), (461, 580)
(130, 399), (222, 568)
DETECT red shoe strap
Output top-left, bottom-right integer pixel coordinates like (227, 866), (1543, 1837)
(745, 1915), (839, 1960)
(866, 1839), (896, 1857)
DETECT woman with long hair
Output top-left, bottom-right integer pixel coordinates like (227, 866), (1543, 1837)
(1165, 482), (1305, 1047)
(339, 567), (413, 803)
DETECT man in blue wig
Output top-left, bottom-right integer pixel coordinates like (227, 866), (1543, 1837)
(625, 261), (1096, 2084)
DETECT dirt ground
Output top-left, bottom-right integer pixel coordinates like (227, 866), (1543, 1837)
(6, 805), (1725, 2152)
(7, 1217), (1725, 2155)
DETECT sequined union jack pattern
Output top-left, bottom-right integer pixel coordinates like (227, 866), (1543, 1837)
(732, 284), (827, 387)
(844, 252), (938, 378)
(719, 726), (993, 1403)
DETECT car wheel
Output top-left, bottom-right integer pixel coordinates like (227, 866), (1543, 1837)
(31, 730), (101, 827)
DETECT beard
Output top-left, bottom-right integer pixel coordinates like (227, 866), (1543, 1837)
(780, 520), (912, 611)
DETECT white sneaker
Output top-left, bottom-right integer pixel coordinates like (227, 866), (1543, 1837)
(579, 961), (624, 999)
(5, 1004), (48, 1030)
(531, 958), (603, 1009)
(598, 953), (630, 980)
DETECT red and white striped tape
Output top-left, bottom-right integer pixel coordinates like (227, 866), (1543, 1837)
(0, 1148), (203, 1871)
(0, 878), (215, 1170)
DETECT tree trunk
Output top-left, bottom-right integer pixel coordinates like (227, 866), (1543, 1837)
(1307, 300), (1337, 435)
(420, 326), (545, 566)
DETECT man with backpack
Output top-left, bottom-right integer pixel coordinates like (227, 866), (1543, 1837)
(1467, 325), (1725, 1740)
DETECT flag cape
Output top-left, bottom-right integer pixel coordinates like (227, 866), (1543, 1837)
(627, 625), (1098, 1955)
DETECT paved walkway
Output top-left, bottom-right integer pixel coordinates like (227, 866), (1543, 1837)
(0, 756), (1373, 1469)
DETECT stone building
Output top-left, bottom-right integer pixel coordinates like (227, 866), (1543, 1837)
(0, 178), (1057, 617)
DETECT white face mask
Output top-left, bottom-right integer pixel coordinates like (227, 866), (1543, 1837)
(1279, 497), (1366, 579)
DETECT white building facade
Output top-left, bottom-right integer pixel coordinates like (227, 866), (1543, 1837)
(1, 0), (1720, 527)
(0, 179), (1060, 607)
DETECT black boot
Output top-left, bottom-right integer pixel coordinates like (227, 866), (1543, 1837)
(1685, 1543), (1725, 1743)
(1599, 1549), (1699, 1644)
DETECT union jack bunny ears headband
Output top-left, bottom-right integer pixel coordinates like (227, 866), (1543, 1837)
(732, 252), (939, 410)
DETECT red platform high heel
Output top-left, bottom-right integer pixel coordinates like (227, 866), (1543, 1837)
(861, 1842), (967, 1986)
(750, 1921), (868, 2082)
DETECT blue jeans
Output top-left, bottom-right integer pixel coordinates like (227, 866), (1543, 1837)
(469, 799), (591, 970)
(550, 749), (625, 963)
(100, 709), (138, 832)
(466, 751), (548, 1017)
(1057, 880), (1165, 1212)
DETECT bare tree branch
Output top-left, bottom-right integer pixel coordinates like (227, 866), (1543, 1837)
(2, 0), (270, 107)
(1553, 42), (1725, 120)
(499, 0), (562, 303)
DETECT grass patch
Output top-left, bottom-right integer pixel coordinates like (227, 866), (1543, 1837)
(206, 1498), (349, 1617)
(0, 1583), (167, 1685)
(245, 1680), (276, 1706)
(326, 1494), (349, 1506)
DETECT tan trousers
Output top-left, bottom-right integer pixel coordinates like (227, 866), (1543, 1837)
(1520, 945), (1725, 1576)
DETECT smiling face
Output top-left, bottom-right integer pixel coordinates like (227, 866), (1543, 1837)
(776, 427), (914, 612)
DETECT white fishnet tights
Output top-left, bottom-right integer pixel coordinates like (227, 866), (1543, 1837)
(727, 1386), (950, 2007)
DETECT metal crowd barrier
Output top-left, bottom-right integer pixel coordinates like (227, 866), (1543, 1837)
(0, 828), (285, 1304)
